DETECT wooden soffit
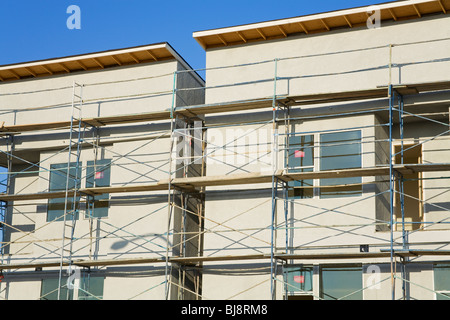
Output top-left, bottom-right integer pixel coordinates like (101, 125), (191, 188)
(0, 43), (180, 83)
(193, 0), (449, 49)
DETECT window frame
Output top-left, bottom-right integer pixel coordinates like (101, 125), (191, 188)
(85, 159), (111, 219)
(319, 265), (363, 300)
(47, 159), (112, 221)
(47, 162), (81, 222)
(40, 275), (104, 300)
(319, 129), (363, 199)
(40, 277), (74, 300)
(434, 264), (450, 300)
(286, 134), (315, 199)
(285, 129), (363, 199)
(283, 264), (314, 296)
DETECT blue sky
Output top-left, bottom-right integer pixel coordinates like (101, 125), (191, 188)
(0, 0), (383, 72)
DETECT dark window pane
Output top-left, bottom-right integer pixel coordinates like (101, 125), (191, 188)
(320, 267), (362, 300)
(437, 293), (450, 300)
(320, 131), (362, 198)
(287, 135), (314, 199)
(434, 265), (450, 291)
(86, 160), (111, 218)
(320, 131), (361, 171)
(320, 177), (362, 199)
(288, 135), (314, 169)
(284, 266), (313, 293)
(48, 197), (80, 222)
(78, 276), (104, 300)
(288, 168), (314, 199)
(41, 278), (73, 300)
(86, 160), (111, 188)
(49, 163), (81, 191)
(48, 163), (81, 222)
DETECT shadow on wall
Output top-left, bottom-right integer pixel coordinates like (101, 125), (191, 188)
(110, 232), (171, 251)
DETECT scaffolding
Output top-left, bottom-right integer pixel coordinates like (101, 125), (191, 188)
(0, 36), (450, 300)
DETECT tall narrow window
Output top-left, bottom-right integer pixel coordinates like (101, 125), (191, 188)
(47, 163), (81, 222)
(320, 266), (363, 300)
(287, 135), (314, 199)
(394, 144), (422, 231)
(320, 130), (362, 198)
(86, 159), (111, 218)
(283, 265), (314, 299)
(434, 264), (450, 300)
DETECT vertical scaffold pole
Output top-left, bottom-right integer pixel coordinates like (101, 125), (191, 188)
(397, 92), (408, 300)
(165, 71), (177, 300)
(389, 84), (395, 301)
(282, 104), (291, 300)
(398, 94), (408, 249)
(0, 135), (13, 264)
(387, 43), (397, 301)
(270, 58), (278, 300)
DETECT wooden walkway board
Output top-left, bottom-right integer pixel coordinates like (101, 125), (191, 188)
(1, 163), (449, 201)
(3, 250), (450, 270)
(2, 80), (449, 133)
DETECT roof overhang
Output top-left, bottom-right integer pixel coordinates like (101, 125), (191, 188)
(193, 0), (450, 50)
(0, 42), (203, 84)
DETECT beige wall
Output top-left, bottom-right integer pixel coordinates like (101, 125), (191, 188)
(0, 61), (179, 127)
(204, 15), (450, 104)
(197, 13), (450, 300)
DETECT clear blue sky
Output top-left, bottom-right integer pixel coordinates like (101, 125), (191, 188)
(0, 0), (383, 72)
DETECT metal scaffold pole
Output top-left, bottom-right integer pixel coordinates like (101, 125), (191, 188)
(270, 58), (279, 300)
(282, 103), (291, 300)
(397, 91), (409, 300)
(0, 135), (13, 266)
(388, 83), (394, 300)
(165, 71), (178, 300)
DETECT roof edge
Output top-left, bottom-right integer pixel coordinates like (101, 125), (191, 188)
(0, 42), (203, 84)
(193, 0), (448, 49)
(0, 42), (169, 70)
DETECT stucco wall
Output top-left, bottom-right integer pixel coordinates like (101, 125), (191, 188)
(204, 15), (450, 104)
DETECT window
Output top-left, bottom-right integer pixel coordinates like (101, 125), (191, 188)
(434, 264), (450, 300)
(40, 277), (73, 300)
(283, 265), (313, 296)
(320, 266), (363, 300)
(86, 159), (111, 218)
(287, 135), (314, 199)
(47, 160), (111, 221)
(78, 276), (105, 300)
(40, 275), (104, 300)
(394, 144), (422, 231)
(47, 163), (81, 222)
(320, 130), (362, 198)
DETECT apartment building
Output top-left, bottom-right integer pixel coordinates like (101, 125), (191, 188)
(1, 0), (450, 300)
(0, 43), (205, 300)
